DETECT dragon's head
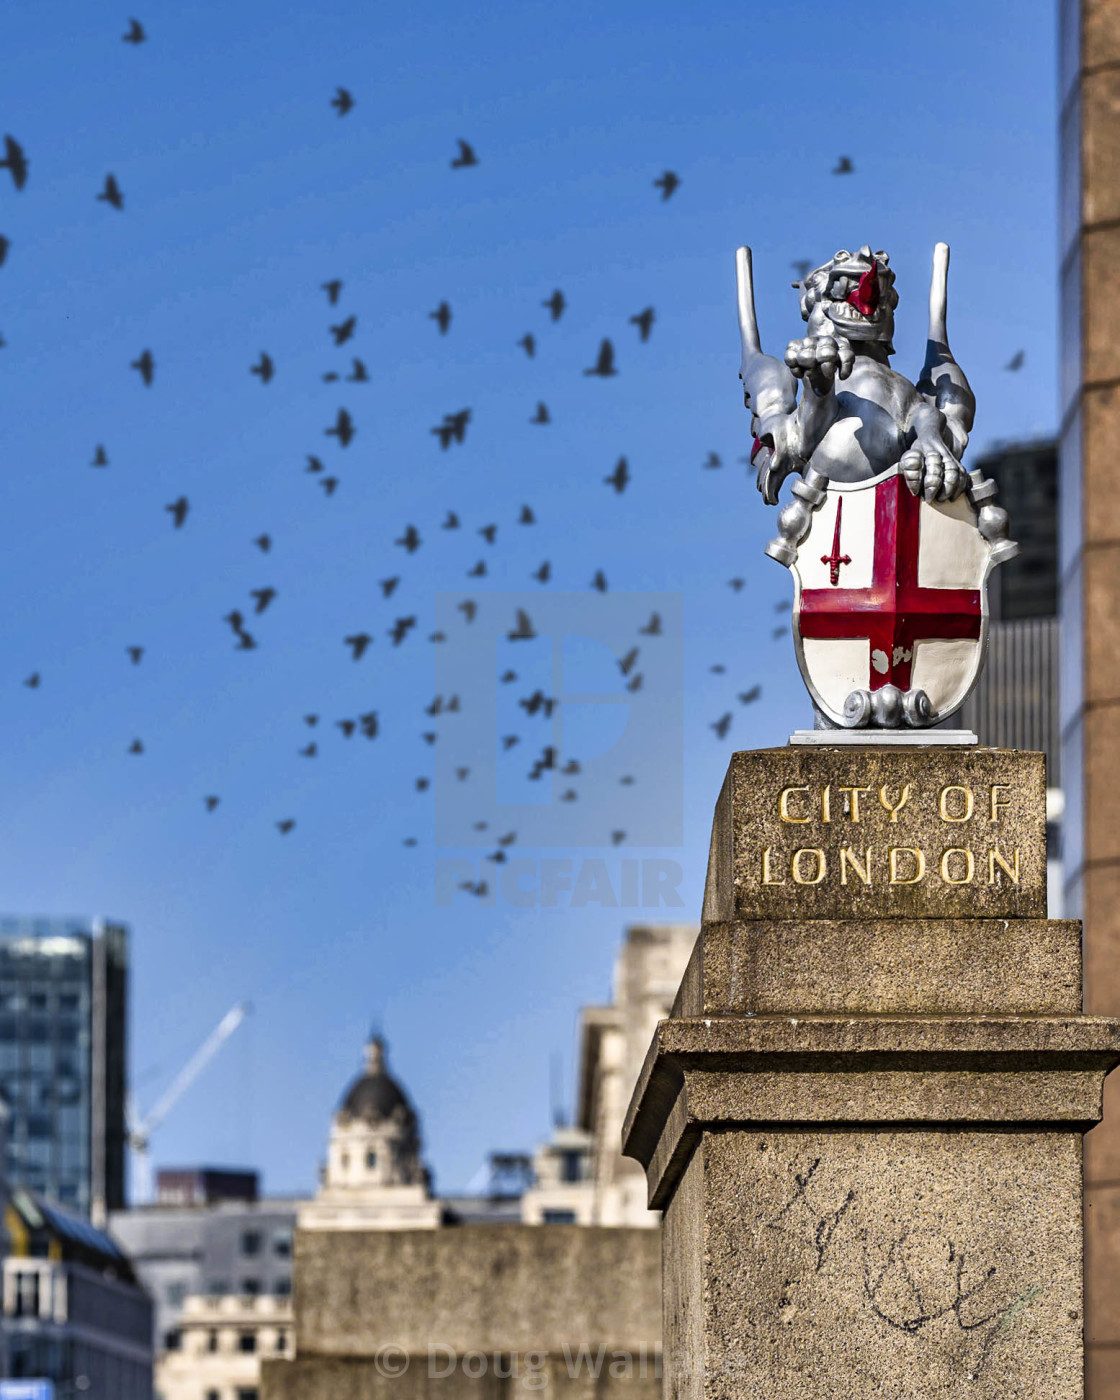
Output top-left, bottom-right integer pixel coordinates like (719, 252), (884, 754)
(796, 245), (898, 354)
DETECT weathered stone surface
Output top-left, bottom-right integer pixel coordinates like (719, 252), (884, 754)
(673, 917), (1082, 1018)
(702, 747), (1046, 921)
(261, 1355), (662, 1400)
(662, 1129), (1084, 1400)
(290, 1226), (661, 1357)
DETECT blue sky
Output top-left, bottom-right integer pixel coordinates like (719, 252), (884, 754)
(0, 0), (1058, 1196)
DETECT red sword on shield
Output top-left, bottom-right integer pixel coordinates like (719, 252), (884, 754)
(821, 496), (851, 586)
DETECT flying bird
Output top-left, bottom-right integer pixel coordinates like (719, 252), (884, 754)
(250, 352), (274, 384)
(0, 236), (9, 266)
(380, 577), (400, 598)
(300, 743), (318, 758)
(224, 609), (246, 634)
(531, 401), (550, 424)
(832, 155), (854, 175)
(468, 560), (487, 578)
(389, 616), (417, 646)
(1005, 350), (1026, 372)
(508, 609), (536, 641)
(332, 87), (354, 116)
(126, 647), (144, 665)
(591, 570), (608, 593)
(629, 307), (655, 342)
(739, 685), (762, 705)
(500, 671), (516, 683)
(703, 451), (722, 469)
(306, 455), (324, 474)
(518, 504), (535, 525)
(430, 302), (451, 334)
(584, 339), (617, 377)
(320, 477), (338, 496)
(619, 647), (639, 676)
(479, 523), (497, 544)
(0, 136), (28, 191)
(235, 630), (257, 651)
(204, 796), (219, 812)
(359, 711), (378, 738)
(653, 170), (679, 200)
(250, 587), (276, 614)
(604, 457), (629, 494)
(128, 739), (144, 755)
(533, 561), (551, 583)
(322, 279), (343, 305)
(304, 715), (319, 726)
(626, 674), (642, 692)
(711, 713), (732, 740)
(325, 407), (354, 446)
(91, 445), (108, 467)
(276, 819), (295, 834)
(442, 511), (460, 529)
(458, 600), (477, 622)
(611, 831), (626, 847)
(728, 578), (745, 592)
(451, 139), (479, 168)
(337, 719), (356, 738)
(166, 496), (188, 528)
(97, 174), (124, 210)
(541, 289), (566, 322)
(395, 524), (421, 553)
(253, 534), (271, 553)
(518, 333), (536, 357)
(344, 633), (372, 660)
(347, 358), (369, 383)
(330, 316), (356, 346)
(639, 612), (662, 636)
(131, 349), (154, 385)
(123, 18), (146, 43)
(23, 673), (40, 689)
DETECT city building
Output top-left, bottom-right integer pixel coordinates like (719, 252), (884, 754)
(153, 1293), (291, 1400)
(0, 917), (128, 1225)
(2, 1187), (152, 1397)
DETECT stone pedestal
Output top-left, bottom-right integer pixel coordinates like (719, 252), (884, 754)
(623, 747), (1120, 1399)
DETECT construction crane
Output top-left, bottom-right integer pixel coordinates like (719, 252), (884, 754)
(127, 1001), (250, 1204)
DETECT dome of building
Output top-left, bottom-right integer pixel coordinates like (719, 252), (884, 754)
(337, 1034), (417, 1129)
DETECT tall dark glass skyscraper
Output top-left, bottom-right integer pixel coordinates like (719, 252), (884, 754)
(0, 917), (128, 1223)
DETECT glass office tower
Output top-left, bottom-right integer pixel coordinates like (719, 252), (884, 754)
(0, 917), (128, 1222)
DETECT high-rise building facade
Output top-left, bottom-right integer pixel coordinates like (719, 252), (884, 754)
(0, 918), (128, 1223)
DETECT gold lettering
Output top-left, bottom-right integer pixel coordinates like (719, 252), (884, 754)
(762, 847), (785, 885)
(779, 787), (810, 823)
(879, 783), (912, 823)
(838, 785), (871, 822)
(839, 847), (872, 885)
(940, 847), (975, 885)
(791, 848), (826, 885)
(990, 785), (1011, 823)
(821, 784), (831, 823)
(939, 785), (975, 822)
(988, 847), (1021, 885)
(889, 846), (926, 885)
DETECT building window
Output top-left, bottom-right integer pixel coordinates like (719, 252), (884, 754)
(366, 1150), (378, 1168)
(207, 1329), (219, 1353)
(542, 1209), (577, 1225)
(236, 1390), (259, 1400)
(163, 1328), (182, 1351)
(165, 1280), (187, 1307)
(238, 1331), (257, 1354)
(560, 1150), (584, 1183)
(13, 1270), (40, 1318)
(207, 1279), (230, 1296)
(206, 1392), (220, 1400)
(241, 1278), (260, 1298)
(276, 1329), (289, 1353)
(240, 1230), (262, 1256)
(273, 1228), (292, 1258)
(274, 1276), (292, 1297)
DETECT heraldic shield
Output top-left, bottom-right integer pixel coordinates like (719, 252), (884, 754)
(784, 466), (994, 729)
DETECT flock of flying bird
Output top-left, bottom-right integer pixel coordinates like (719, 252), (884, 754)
(4, 21), (1031, 873)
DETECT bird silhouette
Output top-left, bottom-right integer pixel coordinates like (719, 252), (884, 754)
(541, 289), (566, 321)
(468, 560), (487, 578)
(728, 578), (745, 592)
(584, 339), (617, 377)
(430, 302), (451, 334)
(322, 279), (343, 305)
(772, 625), (787, 640)
(425, 696), (443, 716)
(235, 630), (258, 651)
(250, 587), (276, 614)
(330, 316), (356, 346)
(204, 796), (220, 812)
(224, 609), (246, 633)
(533, 561), (551, 583)
(131, 350), (154, 385)
(416, 777), (431, 792)
(23, 673), (40, 689)
(500, 670), (516, 683)
(442, 511), (460, 529)
(304, 715), (319, 727)
(458, 600), (477, 623)
(653, 170), (679, 200)
(619, 775), (635, 785)
(320, 477), (339, 496)
(518, 333), (536, 358)
(562, 759), (580, 775)
(422, 732), (437, 746)
(253, 534), (271, 553)
(711, 713), (732, 740)
(639, 612), (662, 636)
(128, 739), (144, 755)
(166, 497), (188, 528)
(250, 352), (274, 384)
(276, 819), (295, 834)
(0, 136), (28, 191)
(629, 307), (655, 342)
(604, 457), (629, 494)
(127, 646), (144, 665)
(774, 600), (788, 612)
(0, 236), (8, 267)
(300, 742), (318, 758)
(347, 358), (369, 383)
(325, 407), (354, 446)
(703, 451), (722, 469)
(344, 633), (372, 660)
(322, 371), (340, 383)
(97, 174), (124, 210)
(359, 711), (379, 738)
(591, 570), (608, 593)
(380, 577), (400, 598)
(91, 445), (108, 467)
(739, 685), (762, 705)
(332, 87), (354, 116)
(337, 720), (356, 738)
(710, 664), (726, 674)
(395, 524), (421, 553)
(518, 504), (535, 525)
(123, 18), (146, 43)
(502, 735), (519, 751)
(619, 646), (639, 676)
(479, 523), (497, 544)
(306, 455), (324, 474)
(509, 609), (536, 640)
(530, 401), (550, 424)
(1005, 350), (1026, 372)
(832, 155), (854, 175)
(390, 617), (417, 646)
(451, 139), (479, 168)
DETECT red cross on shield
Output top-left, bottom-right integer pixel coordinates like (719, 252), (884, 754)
(787, 467), (991, 725)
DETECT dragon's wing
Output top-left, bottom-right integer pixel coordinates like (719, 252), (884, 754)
(915, 242), (975, 459)
(735, 247), (800, 503)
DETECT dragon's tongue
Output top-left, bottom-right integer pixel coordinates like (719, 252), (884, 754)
(847, 261), (880, 316)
